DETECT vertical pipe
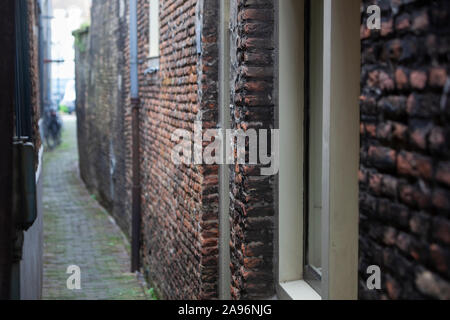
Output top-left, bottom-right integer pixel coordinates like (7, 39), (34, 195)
(130, 0), (141, 272)
(130, 0), (139, 100)
(38, 1), (45, 116)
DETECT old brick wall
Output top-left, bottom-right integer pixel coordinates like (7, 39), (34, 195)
(359, 0), (450, 299)
(113, 0), (131, 238)
(74, 0), (450, 301)
(29, 0), (42, 155)
(229, 0), (276, 300)
(74, 26), (89, 193)
(76, 0), (131, 237)
(137, 0), (220, 299)
(75, 0), (222, 299)
(0, 0), (42, 299)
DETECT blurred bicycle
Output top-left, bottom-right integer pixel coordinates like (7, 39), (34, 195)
(43, 107), (62, 150)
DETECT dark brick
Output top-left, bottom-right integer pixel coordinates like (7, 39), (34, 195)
(397, 151), (432, 180)
(368, 146), (397, 171)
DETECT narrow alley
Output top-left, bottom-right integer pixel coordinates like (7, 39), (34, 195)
(42, 116), (148, 300)
(1, 0), (450, 302)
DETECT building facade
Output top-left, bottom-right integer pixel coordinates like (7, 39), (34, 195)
(0, 0), (45, 300)
(76, 0), (450, 300)
(75, 0), (131, 237)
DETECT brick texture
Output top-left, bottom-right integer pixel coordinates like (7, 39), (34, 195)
(28, 0), (42, 158)
(74, 26), (89, 195)
(76, 0), (131, 237)
(229, 0), (276, 300)
(74, 0), (450, 300)
(136, 0), (220, 299)
(360, 0), (450, 300)
(0, 0), (42, 298)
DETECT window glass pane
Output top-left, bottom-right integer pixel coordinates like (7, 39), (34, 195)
(307, 84), (322, 276)
(149, 0), (159, 58)
(305, 0), (323, 282)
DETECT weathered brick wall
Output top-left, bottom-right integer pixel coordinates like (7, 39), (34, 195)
(75, 0), (450, 300)
(137, 0), (220, 299)
(123, 0), (133, 245)
(229, 0), (276, 300)
(74, 26), (89, 192)
(0, 0), (42, 299)
(76, 0), (221, 299)
(359, 0), (450, 299)
(198, 0), (221, 299)
(76, 0), (131, 237)
(78, 0), (131, 236)
(29, 0), (41, 155)
(113, 0), (131, 238)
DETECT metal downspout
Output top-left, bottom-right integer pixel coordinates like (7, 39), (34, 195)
(130, 0), (141, 273)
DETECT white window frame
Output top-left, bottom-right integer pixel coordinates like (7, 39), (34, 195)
(149, 0), (160, 58)
(148, 0), (160, 71)
(277, 0), (360, 300)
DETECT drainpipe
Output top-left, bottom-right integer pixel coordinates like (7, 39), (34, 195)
(130, 0), (141, 273)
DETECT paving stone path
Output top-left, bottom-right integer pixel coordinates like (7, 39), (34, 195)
(42, 116), (148, 300)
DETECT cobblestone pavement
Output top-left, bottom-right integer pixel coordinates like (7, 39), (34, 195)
(42, 116), (148, 300)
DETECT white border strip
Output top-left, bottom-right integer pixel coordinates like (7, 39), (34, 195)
(320, 0), (332, 300)
(35, 145), (44, 183)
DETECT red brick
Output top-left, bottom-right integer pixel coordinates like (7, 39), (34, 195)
(381, 18), (394, 37)
(436, 162), (450, 187)
(369, 173), (382, 195)
(410, 70), (427, 90)
(432, 188), (450, 211)
(430, 244), (449, 275)
(432, 218), (450, 245)
(429, 67), (447, 87)
(360, 24), (371, 39)
(412, 10), (429, 31)
(429, 127), (446, 152)
(393, 122), (408, 142)
(395, 68), (409, 90)
(368, 146), (397, 171)
(395, 13), (410, 31)
(386, 275), (401, 300)
(409, 122), (431, 150)
(397, 151), (432, 180)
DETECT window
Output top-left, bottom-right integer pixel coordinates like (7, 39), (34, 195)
(277, 0), (360, 300)
(149, 0), (159, 58)
(148, 0), (159, 71)
(304, 0), (323, 295)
